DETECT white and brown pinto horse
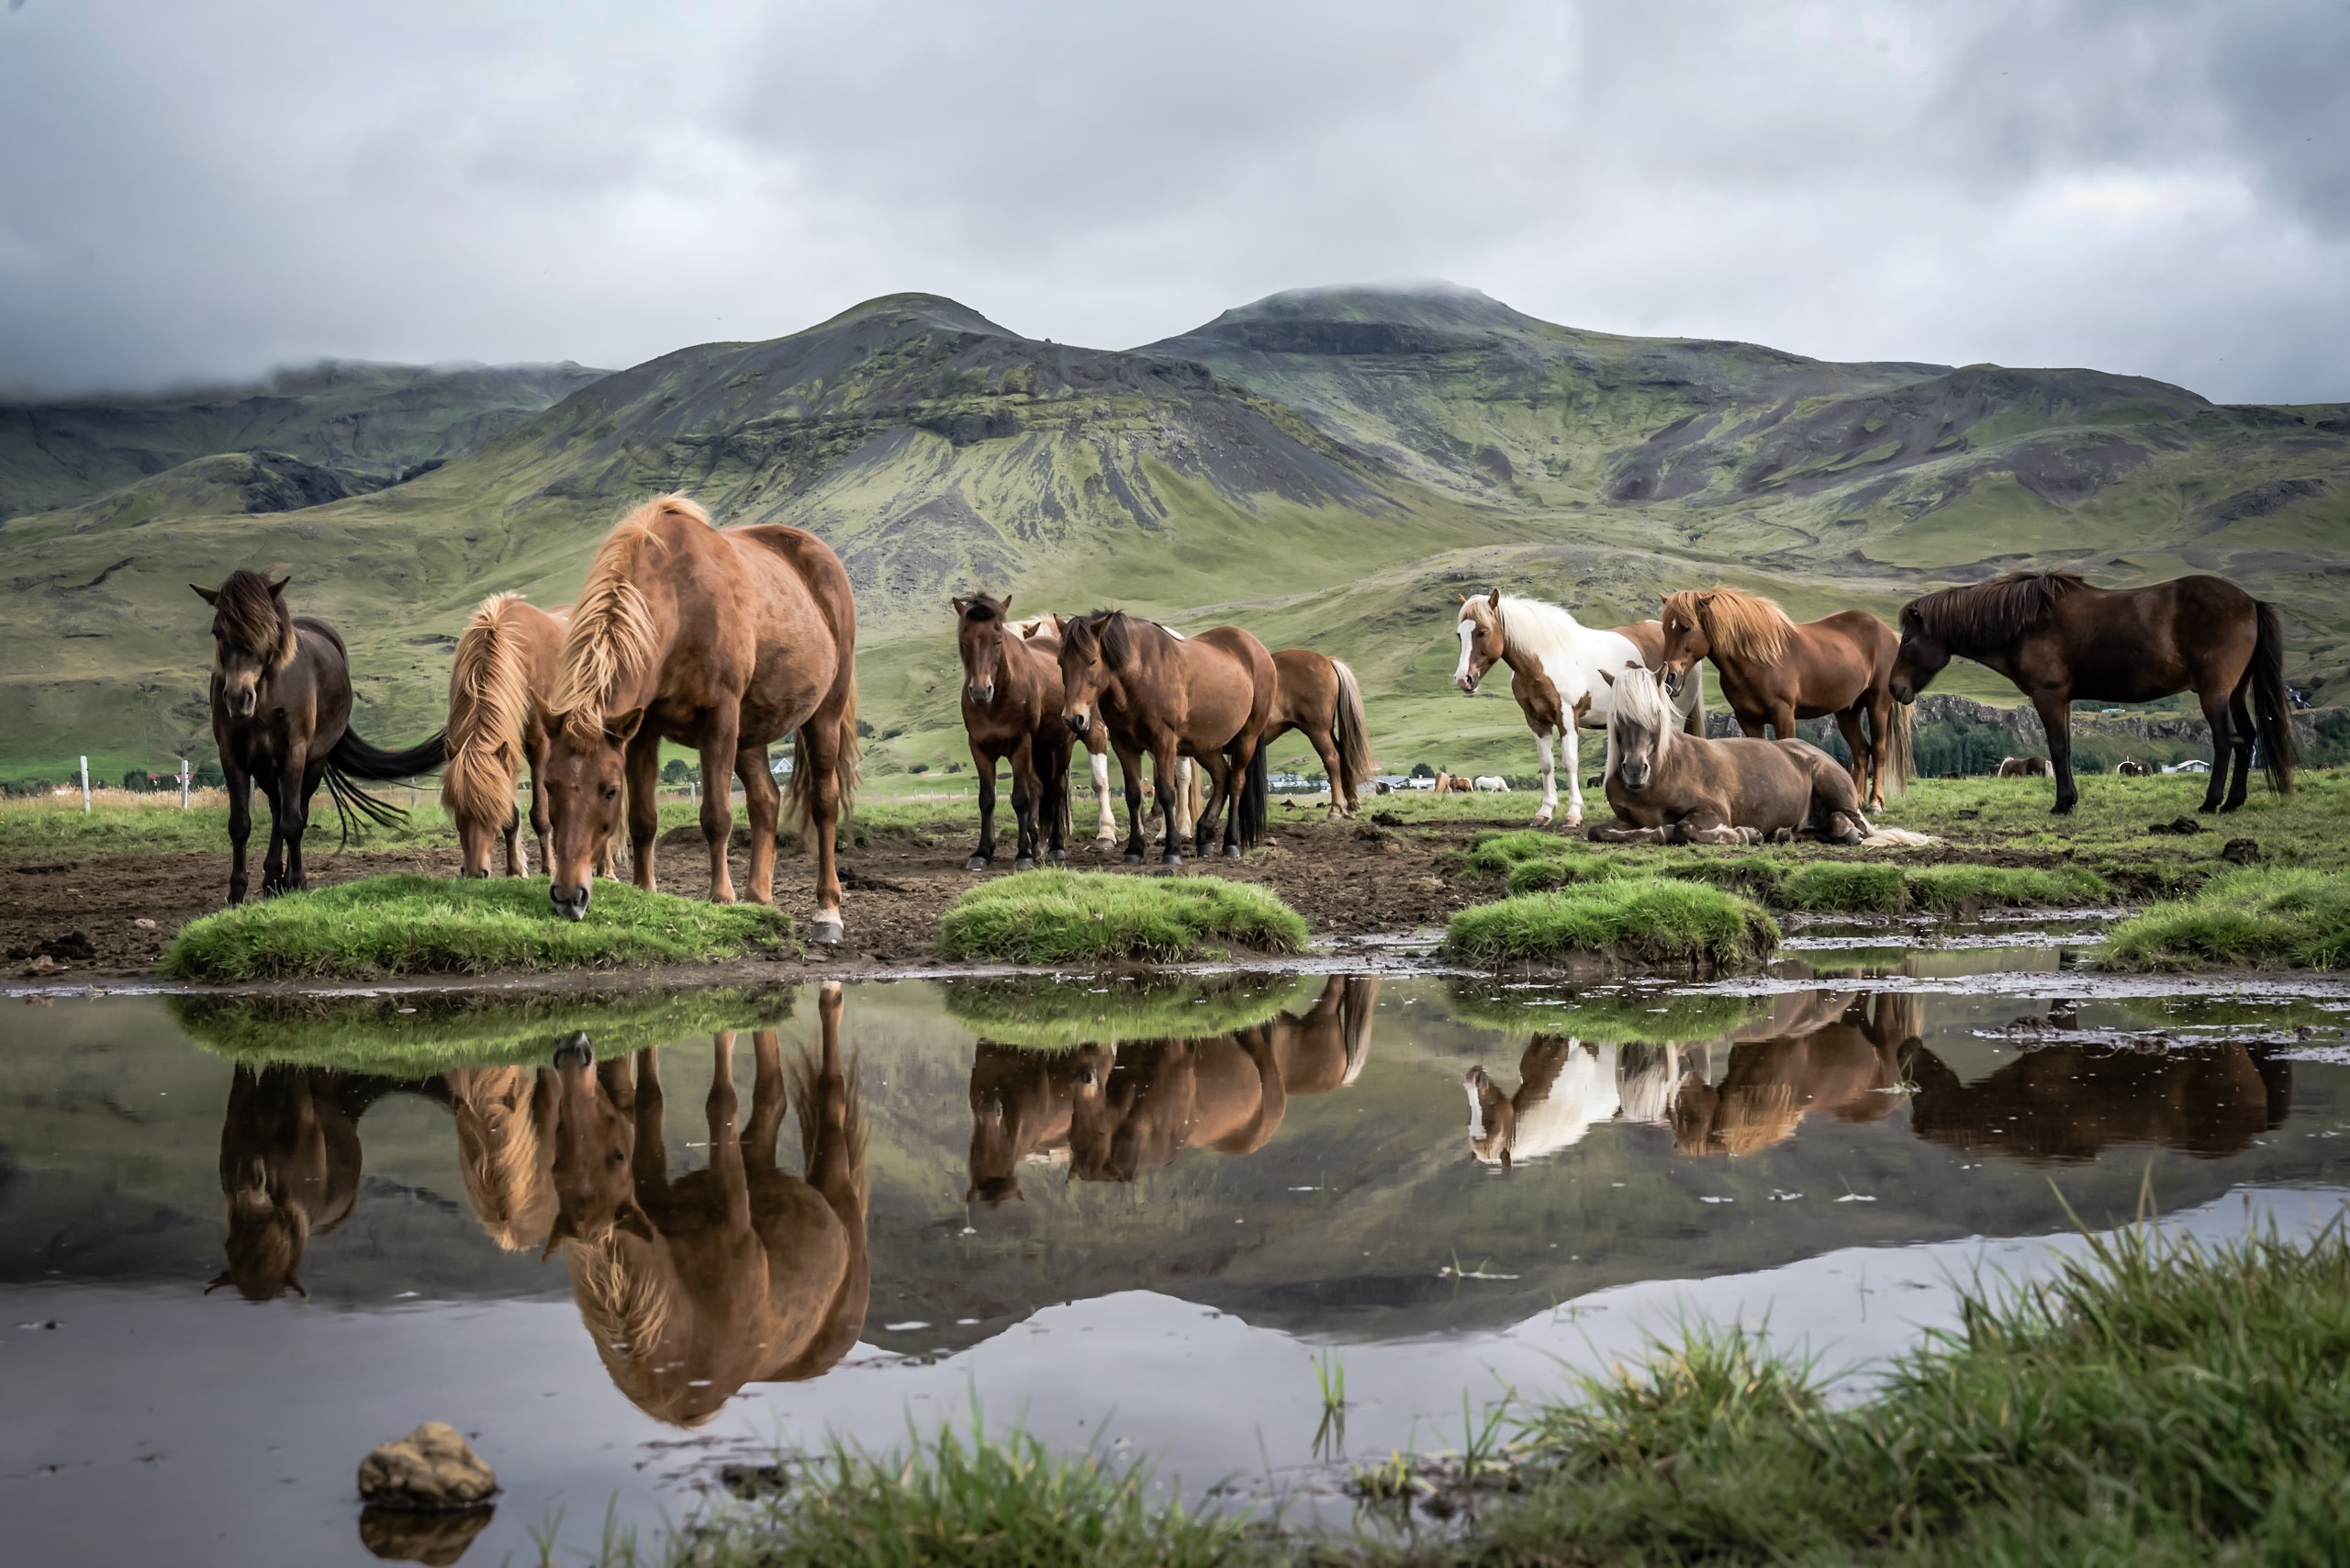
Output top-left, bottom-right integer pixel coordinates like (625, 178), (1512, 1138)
(1453, 590), (1702, 829)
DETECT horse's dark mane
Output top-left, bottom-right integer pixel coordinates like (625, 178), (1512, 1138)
(213, 569), (296, 669)
(960, 597), (1001, 623)
(1912, 571), (2089, 645)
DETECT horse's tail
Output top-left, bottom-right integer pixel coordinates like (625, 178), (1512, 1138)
(1329, 658), (1377, 790)
(785, 678), (862, 836)
(321, 723), (446, 847)
(2253, 599), (2299, 796)
(1681, 661), (1707, 735)
(1881, 690), (1914, 796)
(1237, 734), (1270, 849)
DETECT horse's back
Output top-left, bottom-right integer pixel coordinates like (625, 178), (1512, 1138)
(293, 615), (348, 659)
(724, 525), (857, 634)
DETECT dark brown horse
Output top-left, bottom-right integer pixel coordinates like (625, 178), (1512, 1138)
(1058, 610), (1274, 863)
(1591, 663), (1871, 845)
(953, 592), (1071, 870)
(193, 571), (448, 902)
(544, 984), (867, 1427)
(1657, 587), (1910, 811)
(208, 1066), (422, 1301)
(1262, 649), (1376, 820)
(1906, 1035), (2288, 1162)
(541, 496), (860, 941)
(1889, 570), (2297, 814)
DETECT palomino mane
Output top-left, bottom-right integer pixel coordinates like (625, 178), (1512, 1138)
(448, 1067), (552, 1252)
(212, 569), (297, 673)
(551, 497), (703, 741)
(1911, 570), (2089, 645)
(1688, 586), (1794, 665)
(1606, 660), (1678, 764)
(442, 593), (537, 820)
(564, 1232), (693, 1420)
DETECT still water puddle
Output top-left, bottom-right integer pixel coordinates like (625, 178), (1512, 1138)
(6, 967), (2350, 1564)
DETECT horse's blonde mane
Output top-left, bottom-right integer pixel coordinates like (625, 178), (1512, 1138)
(1491, 594), (1591, 666)
(565, 1232), (700, 1421)
(442, 594), (537, 823)
(1606, 660), (1678, 764)
(552, 498), (704, 742)
(447, 1066), (552, 1251)
(1687, 587), (1794, 665)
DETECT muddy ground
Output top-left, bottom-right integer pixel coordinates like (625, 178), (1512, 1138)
(1, 801), (1513, 983)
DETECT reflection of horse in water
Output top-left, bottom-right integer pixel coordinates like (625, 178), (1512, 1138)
(965, 977), (1377, 1201)
(1906, 1037), (2288, 1162)
(1670, 992), (1919, 1157)
(1464, 1040), (1623, 1168)
(209, 1066), (445, 1301)
(444, 1065), (560, 1252)
(545, 983), (867, 1427)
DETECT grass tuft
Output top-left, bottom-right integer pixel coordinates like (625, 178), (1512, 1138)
(1779, 861), (1908, 913)
(1442, 879), (1778, 970)
(2105, 867), (2350, 970)
(934, 868), (1307, 964)
(160, 874), (793, 982)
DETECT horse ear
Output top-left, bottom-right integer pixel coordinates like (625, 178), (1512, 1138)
(951, 596), (969, 615)
(998, 594), (1012, 617)
(268, 577), (290, 598)
(603, 708), (645, 747)
(204, 1270), (234, 1294)
(1599, 669), (1616, 687)
(192, 584), (220, 606)
(1486, 588), (1502, 610)
(1458, 594), (1467, 606)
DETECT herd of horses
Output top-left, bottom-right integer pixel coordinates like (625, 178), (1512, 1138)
(196, 489), (2300, 937)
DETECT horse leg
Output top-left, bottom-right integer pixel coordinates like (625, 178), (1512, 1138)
(502, 804), (526, 879)
(1115, 740), (1148, 864)
(1678, 818), (1751, 846)
(800, 703), (848, 943)
(257, 771), (288, 897)
(280, 760), (321, 894)
(1009, 735), (1042, 871)
(1770, 700), (1799, 744)
(2223, 681), (2255, 812)
(968, 741), (999, 871)
(224, 762), (254, 905)
(2031, 693), (2079, 814)
(1561, 707), (1586, 829)
(707, 1033), (751, 1234)
(696, 721), (743, 903)
(1530, 728), (1557, 828)
(1156, 740), (1186, 868)
(735, 743), (781, 904)
(2198, 689), (2235, 814)
(745, 1028), (786, 1170)
(1833, 705), (1874, 812)
(528, 734), (553, 875)
(1089, 747), (1117, 846)
(1299, 722), (1346, 821)
(1191, 750), (1230, 857)
(1590, 822), (1668, 844)
(624, 732), (661, 891)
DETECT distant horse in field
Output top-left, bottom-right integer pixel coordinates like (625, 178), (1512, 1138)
(1263, 649), (1376, 819)
(542, 496), (860, 941)
(442, 593), (571, 879)
(1591, 663), (1871, 846)
(2114, 758), (2153, 778)
(953, 593), (1072, 870)
(209, 1066), (412, 1301)
(1058, 610), (1274, 863)
(1996, 756), (2054, 778)
(1889, 570), (2297, 814)
(1906, 1036), (2288, 1162)
(1453, 590), (1701, 829)
(193, 571), (448, 902)
(544, 985), (867, 1427)
(1472, 775), (1510, 792)
(1657, 587), (1910, 811)
(1669, 993), (1918, 1158)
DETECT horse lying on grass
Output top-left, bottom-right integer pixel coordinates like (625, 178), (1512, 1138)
(1588, 662), (1873, 846)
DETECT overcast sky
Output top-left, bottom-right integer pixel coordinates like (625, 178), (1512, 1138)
(3, 0), (2345, 403)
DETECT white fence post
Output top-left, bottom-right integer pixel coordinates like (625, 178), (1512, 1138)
(80, 756), (89, 812)
(180, 757), (190, 810)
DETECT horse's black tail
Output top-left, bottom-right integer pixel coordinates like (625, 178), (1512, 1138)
(1237, 739), (1270, 849)
(2252, 599), (2299, 796)
(320, 725), (448, 846)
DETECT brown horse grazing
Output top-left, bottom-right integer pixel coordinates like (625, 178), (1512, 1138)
(1906, 1036), (2288, 1162)
(953, 593), (1072, 871)
(442, 593), (571, 879)
(1591, 663), (1871, 845)
(1058, 610), (1275, 864)
(1669, 993), (1918, 1158)
(1889, 570), (2298, 814)
(1262, 649), (1376, 820)
(544, 985), (867, 1427)
(1657, 587), (1910, 811)
(542, 496), (860, 941)
(193, 571), (448, 902)
(208, 1066), (410, 1301)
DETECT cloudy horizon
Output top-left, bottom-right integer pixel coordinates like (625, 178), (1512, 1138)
(3, 0), (2345, 405)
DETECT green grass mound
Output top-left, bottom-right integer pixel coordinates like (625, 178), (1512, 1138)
(2105, 868), (2350, 971)
(161, 874), (794, 982)
(1443, 879), (1779, 970)
(1469, 1219), (2350, 1566)
(943, 972), (1316, 1050)
(934, 869), (1308, 964)
(1779, 860), (1908, 913)
(1444, 984), (1770, 1043)
(169, 986), (794, 1072)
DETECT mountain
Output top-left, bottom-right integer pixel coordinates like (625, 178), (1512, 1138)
(0, 287), (2344, 782)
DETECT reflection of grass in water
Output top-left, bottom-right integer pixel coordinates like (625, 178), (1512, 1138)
(1445, 984), (1768, 1043)
(170, 986), (795, 1072)
(1790, 946), (1917, 978)
(2109, 993), (2350, 1033)
(942, 972), (1317, 1050)
(2107, 868), (2350, 971)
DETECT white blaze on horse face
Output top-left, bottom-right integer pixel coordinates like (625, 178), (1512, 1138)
(1454, 618), (1480, 692)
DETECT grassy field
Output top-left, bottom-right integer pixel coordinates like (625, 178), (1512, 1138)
(161, 875), (793, 981)
(1443, 879), (1780, 970)
(934, 869), (1307, 964)
(2105, 868), (2350, 971)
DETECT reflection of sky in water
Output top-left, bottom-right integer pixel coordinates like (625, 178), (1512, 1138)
(4, 975), (2348, 1565)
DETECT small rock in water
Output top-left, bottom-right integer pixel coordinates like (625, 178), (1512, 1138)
(356, 1422), (498, 1511)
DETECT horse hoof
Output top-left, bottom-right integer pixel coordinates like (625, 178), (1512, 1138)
(1123, 853), (1145, 866)
(1163, 855), (1185, 869)
(1013, 857), (1036, 871)
(553, 1033), (594, 1070)
(1223, 846), (1242, 859)
(1049, 849), (1068, 864)
(810, 916), (845, 946)
(965, 856), (990, 871)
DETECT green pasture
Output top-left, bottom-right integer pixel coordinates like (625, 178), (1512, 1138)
(2106, 868), (2350, 971)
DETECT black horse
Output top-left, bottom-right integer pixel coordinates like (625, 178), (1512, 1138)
(194, 571), (447, 902)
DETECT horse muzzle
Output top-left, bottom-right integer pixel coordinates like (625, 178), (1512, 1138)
(1065, 711), (1091, 735)
(1890, 680), (1916, 705)
(1617, 761), (1653, 790)
(1455, 673), (1480, 695)
(549, 881), (591, 922)
(1662, 668), (1685, 699)
(968, 682), (995, 705)
(226, 689), (260, 720)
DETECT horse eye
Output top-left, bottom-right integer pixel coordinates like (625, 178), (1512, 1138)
(603, 786), (620, 801)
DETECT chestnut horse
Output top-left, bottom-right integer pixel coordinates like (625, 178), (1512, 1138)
(1058, 610), (1274, 863)
(1656, 587), (1910, 811)
(544, 985), (867, 1427)
(953, 592), (1071, 870)
(542, 497), (859, 941)
(193, 571), (448, 902)
(442, 593), (570, 879)
(1890, 570), (2296, 815)
(1013, 613), (1121, 846)
(1262, 649), (1376, 819)
(1592, 663), (1870, 845)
